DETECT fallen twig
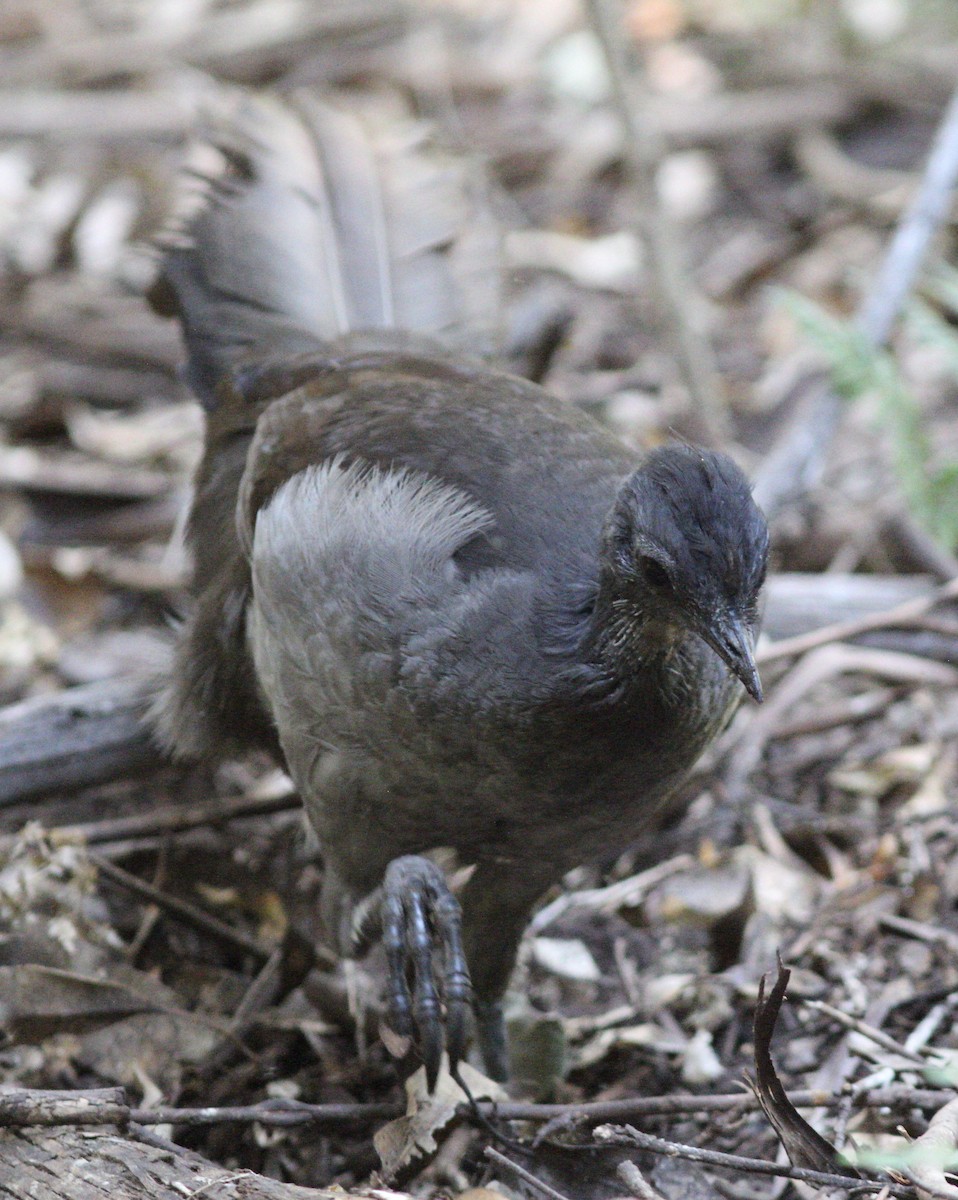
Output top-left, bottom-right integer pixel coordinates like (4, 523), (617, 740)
(861, 87), (958, 344)
(617, 1160), (667, 1200)
(91, 853), (271, 964)
(529, 854), (695, 932)
(3, 0), (403, 87)
(584, 0), (725, 442)
(595, 1124), (908, 1195)
(51, 782), (297, 847)
(485, 1146), (573, 1200)
(759, 566), (958, 666)
(806, 999), (929, 1065)
(880, 913), (958, 955)
(0, 1085), (950, 1132)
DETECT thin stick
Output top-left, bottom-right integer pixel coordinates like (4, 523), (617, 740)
(51, 785), (298, 846)
(0, 1084), (949, 1131)
(758, 576), (958, 665)
(880, 913), (958, 954)
(485, 1146), (574, 1200)
(859, 87), (958, 345)
(584, 0), (726, 443)
(599, 1125), (906, 1196)
(805, 999), (928, 1064)
(130, 1100), (402, 1129)
(91, 853), (269, 964)
(618, 1161), (667, 1200)
(132, 1086), (958, 1128)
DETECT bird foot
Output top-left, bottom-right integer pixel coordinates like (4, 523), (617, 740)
(379, 855), (471, 1090)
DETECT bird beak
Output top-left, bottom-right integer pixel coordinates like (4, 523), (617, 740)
(700, 614), (763, 703)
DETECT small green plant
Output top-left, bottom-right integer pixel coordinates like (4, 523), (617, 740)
(780, 287), (958, 553)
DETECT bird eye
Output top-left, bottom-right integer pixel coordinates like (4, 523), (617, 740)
(640, 556), (672, 591)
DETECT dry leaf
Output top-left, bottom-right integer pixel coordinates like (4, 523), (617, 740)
(374, 1059), (506, 1180)
(531, 936), (601, 981)
(830, 743), (939, 797)
(0, 964), (162, 1040)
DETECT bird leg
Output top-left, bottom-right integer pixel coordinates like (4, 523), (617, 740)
(459, 859), (558, 1082)
(472, 996), (509, 1083)
(372, 854), (471, 1091)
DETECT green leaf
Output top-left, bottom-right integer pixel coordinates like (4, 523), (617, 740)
(778, 287), (958, 554)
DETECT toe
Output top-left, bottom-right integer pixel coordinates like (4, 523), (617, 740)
(379, 855), (473, 1090)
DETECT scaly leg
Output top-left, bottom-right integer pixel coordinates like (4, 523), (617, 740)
(458, 859), (556, 1081)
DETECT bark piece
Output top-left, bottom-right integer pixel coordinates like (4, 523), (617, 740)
(0, 675), (161, 805)
(0, 1119), (405, 1199)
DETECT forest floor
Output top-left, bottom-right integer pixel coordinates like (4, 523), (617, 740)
(1, 2), (958, 1198)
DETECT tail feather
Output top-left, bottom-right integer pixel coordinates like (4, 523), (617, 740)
(150, 90), (500, 407)
(293, 95), (394, 330)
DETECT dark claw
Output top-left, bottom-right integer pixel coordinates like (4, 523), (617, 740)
(380, 855), (472, 1090)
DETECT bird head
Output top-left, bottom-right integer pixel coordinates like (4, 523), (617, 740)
(602, 444), (769, 702)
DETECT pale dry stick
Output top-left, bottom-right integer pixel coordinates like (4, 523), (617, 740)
(755, 81), (958, 522)
(618, 1160), (667, 1200)
(0, 90), (198, 140)
(905, 997), (958, 1057)
(861, 88), (958, 344)
(770, 687), (897, 739)
(886, 1096), (958, 1200)
(758, 577), (958, 667)
(0, 84), (854, 145)
(726, 642), (958, 790)
(805, 999), (928, 1065)
(595, 1124), (907, 1195)
(485, 1146), (574, 1200)
(652, 85), (854, 150)
(584, 0), (727, 444)
(4, 0), (402, 88)
(528, 853), (695, 933)
(0, 445), (171, 498)
(880, 913), (958, 955)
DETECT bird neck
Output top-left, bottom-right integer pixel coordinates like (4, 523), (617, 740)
(554, 575), (688, 706)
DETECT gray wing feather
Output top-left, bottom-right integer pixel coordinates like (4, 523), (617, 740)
(248, 458), (497, 786)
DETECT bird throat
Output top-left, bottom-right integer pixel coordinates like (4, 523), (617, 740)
(574, 589), (693, 706)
